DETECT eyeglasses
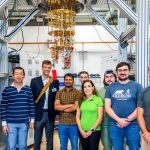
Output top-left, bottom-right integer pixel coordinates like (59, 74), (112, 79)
(117, 69), (129, 73)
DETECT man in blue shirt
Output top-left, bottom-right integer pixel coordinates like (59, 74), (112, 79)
(1, 67), (35, 150)
(105, 62), (142, 150)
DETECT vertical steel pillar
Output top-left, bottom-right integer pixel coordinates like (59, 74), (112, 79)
(0, 9), (8, 100)
(136, 0), (149, 87)
(118, 0), (132, 62)
(118, 11), (128, 61)
(0, 7), (8, 145)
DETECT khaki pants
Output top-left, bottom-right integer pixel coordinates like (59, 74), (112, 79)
(141, 137), (150, 150)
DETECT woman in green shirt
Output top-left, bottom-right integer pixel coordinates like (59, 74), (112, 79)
(76, 80), (104, 150)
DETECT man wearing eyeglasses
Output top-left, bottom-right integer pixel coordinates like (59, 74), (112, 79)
(105, 62), (142, 150)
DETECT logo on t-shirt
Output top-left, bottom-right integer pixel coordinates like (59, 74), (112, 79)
(113, 89), (131, 100)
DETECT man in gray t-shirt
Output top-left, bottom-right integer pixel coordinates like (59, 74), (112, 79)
(137, 86), (150, 150)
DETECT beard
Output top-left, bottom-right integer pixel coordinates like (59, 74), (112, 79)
(118, 77), (129, 81)
(104, 83), (109, 86)
(104, 81), (113, 86)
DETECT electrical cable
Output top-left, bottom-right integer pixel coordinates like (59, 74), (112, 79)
(93, 25), (117, 51)
(85, 8), (117, 51)
(8, 28), (24, 52)
(25, 23), (40, 59)
(4, 8), (38, 38)
(8, 11), (24, 52)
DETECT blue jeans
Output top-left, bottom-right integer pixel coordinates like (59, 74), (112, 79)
(109, 122), (140, 150)
(34, 112), (54, 150)
(58, 124), (78, 150)
(7, 123), (29, 150)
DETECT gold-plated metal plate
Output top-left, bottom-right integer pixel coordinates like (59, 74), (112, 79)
(48, 30), (75, 36)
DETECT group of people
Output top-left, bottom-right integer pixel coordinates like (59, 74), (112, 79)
(1, 60), (150, 150)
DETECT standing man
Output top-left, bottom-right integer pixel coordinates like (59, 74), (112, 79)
(79, 71), (89, 84)
(97, 70), (117, 150)
(137, 86), (150, 150)
(54, 73), (81, 150)
(30, 60), (59, 150)
(1, 67), (35, 150)
(105, 62), (142, 150)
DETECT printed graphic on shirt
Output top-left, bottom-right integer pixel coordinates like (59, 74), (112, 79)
(112, 89), (131, 100)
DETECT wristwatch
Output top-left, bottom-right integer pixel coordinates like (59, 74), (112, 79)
(90, 128), (95, 132)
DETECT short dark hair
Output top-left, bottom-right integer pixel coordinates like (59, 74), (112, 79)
(103, 70), (117, 85)
(42, 60), (51, 67)
(12, 67), (25, 75)
(64, 73), (74, 80)
(116, 62), (131, 71)
(79, 71), (89, 78)
(82, 80), (96, 96)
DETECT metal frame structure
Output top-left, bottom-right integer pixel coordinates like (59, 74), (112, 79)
(0, 7), (8, 145)
(0, 0), (149, 147)
(86, 0), (149, 87)
(0, 0), (9, 13)
(0, 1), (148, 87)
(86, 5), (119, 40)
(136, 0), (149, 87)
(112, 0), (137, 24)
(118, 11), (128, 62)
(0, 2), (148, 89)
(0, 7), (39, 42)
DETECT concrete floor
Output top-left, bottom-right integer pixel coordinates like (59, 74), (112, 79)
(28, 129), (71, 150)
(28, 129), (102, 150)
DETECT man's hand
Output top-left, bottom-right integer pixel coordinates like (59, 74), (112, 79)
(2, 125), (8, 135)
(116, 118), (130, 128)
(63, 104), (75, 112)
(30, 123), (34, 129)
(142, 132), (150, 144)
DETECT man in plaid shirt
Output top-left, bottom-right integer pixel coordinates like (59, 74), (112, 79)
(54, 73), (82, 150)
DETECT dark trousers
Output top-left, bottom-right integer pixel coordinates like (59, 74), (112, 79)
(34, 112), (54, 150)
(79, 131), (101, 150)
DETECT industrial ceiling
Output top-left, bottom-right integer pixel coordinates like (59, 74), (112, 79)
(0, 0), (136, 26)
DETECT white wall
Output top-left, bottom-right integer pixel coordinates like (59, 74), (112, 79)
(75, 26), (118, 52)
(8, 25), (118, 87)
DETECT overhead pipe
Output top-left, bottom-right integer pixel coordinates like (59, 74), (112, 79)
(8, 41), (135, 44)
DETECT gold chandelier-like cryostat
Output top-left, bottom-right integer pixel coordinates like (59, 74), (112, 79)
(46, 0), (84, 69)
(48, 9), (75, 51)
